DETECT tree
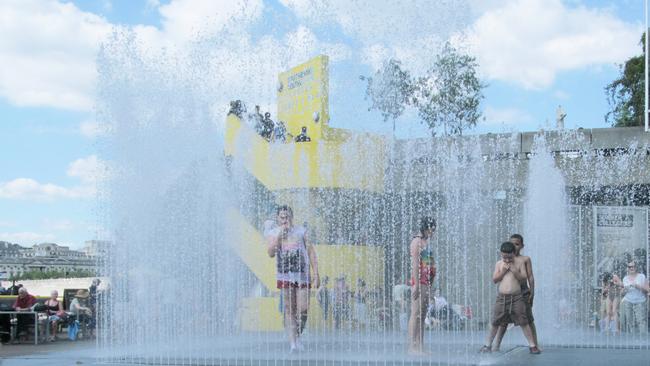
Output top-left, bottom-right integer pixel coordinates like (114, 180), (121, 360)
(605, 33), (646, 127)
(360, 59), (414, 133)
(414, 42), (485, 136)
(9, 269), (97, 281)
(360, 43), (484, 136)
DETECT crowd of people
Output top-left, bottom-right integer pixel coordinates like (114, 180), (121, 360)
(0, 279), (103, 344)
(599, 256), (649, 334)
(228, 100), (311, 143)
(264, 207), (459, 355)
(263, 205), (650, 356)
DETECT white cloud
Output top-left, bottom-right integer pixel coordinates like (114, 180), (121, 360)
(0, 178), (91, 201)
(79, 121), (110, 138)
(66, 155), (107, 185)
(281, 0), (471, 73)
(465, 0), (641, 89)
(0, 0), (266, 112)
(0, 232), (55, 245)
(482, 105), (534, 125)
(157, 0), (264, 43)
(0, 155), (106, 201)
(0, 0), (112, 111)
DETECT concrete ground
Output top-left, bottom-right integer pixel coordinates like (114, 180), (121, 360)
(2, 346), (649, 366)
(2, 336), (649, 366)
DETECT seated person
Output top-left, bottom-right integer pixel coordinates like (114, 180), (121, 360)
(44, 290), (64, 342)
(261, 112), (274, 141)
(70, 289), (95, 337)
(295, 126), (311, 142)
(12, 287), (37, 342)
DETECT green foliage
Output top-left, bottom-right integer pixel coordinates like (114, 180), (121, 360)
(414, 42), (485, 136)
(9, 269), (97, 281)
(605, 33), (646, 127)
(360, 59), (415, 132)
(361, 43), (484, 136)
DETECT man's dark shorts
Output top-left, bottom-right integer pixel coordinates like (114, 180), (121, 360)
(491, 293), (529, 327)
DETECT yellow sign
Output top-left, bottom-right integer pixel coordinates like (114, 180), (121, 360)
(277, 55), (329, 141)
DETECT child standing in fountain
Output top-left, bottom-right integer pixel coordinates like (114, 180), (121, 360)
(267, 205), (320, 353)
(480, 241), (540, 354)
(492, 234), (539, 351)
(408, 217), (437, 355)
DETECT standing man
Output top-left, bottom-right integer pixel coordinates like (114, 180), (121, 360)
(492, 234), (538, 351)
(480, 242), (540, 354)
(267, 205), (320, 353)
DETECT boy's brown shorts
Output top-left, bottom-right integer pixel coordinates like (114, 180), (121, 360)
(491, 293), (529, 326)
(523, 289), (534, 322)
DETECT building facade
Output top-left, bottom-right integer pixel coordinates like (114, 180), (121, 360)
(0, 241), (99, 278)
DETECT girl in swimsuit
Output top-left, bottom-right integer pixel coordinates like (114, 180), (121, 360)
(408, 217), (437, 355)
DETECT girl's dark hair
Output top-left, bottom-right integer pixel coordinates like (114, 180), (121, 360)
(601, 272), (612, 283)
(276, 205), (293, 217)
(419, 217), (437, 236)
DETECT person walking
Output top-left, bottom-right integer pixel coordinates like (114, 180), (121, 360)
(267, 205), (320, 353)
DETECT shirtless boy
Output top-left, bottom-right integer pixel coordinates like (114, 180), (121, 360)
(492, 234), (539, 351)
(480, 241), (540, 354)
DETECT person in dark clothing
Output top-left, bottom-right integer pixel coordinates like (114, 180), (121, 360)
(295, 126), (311, 142)
(13, 287), (37, 342)
(261, 112), (274, 141)
(228, 100), (245, 118)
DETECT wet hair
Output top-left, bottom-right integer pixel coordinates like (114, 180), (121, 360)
(510, 234), (524, 245)
(500, 241), (515, 254)
(276, 205), (293, 217)
(418, 217), (437, 236)
(601, 272), (612, 283)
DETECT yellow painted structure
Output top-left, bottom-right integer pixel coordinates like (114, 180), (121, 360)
(228, 208), (385, 293)
(225, 114), (386, 192)
(277, 55), (329, 142)
(226, 56), (387, 331)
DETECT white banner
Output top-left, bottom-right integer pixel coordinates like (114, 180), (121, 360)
(594, 206), (648, 285)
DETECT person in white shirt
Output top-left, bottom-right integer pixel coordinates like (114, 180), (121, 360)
(615, 261), (649, 334)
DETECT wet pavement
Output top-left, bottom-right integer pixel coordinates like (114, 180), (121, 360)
(2, 340), (649, 366)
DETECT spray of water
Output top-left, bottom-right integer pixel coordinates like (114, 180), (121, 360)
(94, 15), (650, 366)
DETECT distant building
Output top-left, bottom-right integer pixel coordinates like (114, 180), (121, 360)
(83, 240), (110, 258)
(0, 241), (100, 278)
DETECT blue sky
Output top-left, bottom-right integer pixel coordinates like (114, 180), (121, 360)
(0, 0), (646, 249)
